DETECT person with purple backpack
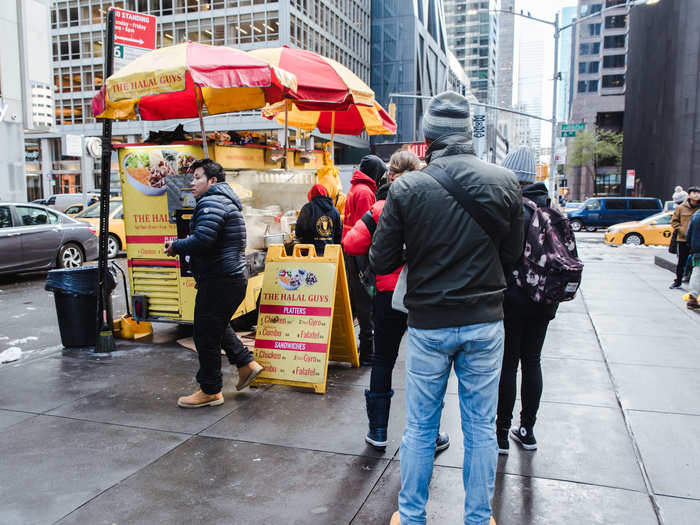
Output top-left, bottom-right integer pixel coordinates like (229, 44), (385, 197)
(496, 146), (582, 454)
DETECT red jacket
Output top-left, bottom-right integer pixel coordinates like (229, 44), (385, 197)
(343, 200), (403, 292)
(342, 170), (377, 240)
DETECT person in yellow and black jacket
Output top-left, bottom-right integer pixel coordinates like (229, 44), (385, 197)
(295, 184), (342, 256)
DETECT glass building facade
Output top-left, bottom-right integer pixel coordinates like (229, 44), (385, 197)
(370, 0), (469, 144)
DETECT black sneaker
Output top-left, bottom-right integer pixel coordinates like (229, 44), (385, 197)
(435, 431), (450, 453)
(497, 428), (509, 455)
(670, 281), (682, 289)
(510, 426), (537, 450)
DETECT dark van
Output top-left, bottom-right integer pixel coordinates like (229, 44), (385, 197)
(566, 197), (662, 232)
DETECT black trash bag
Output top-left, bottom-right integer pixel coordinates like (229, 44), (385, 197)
(45, 266), (116, 296)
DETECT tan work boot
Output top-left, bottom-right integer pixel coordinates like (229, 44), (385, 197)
(688, 295), (700, 310)
(389, 511), (400, 525)
(491, 517), (497, 525)
(177, 389), (224, 408)
(236, 361), (264, 391)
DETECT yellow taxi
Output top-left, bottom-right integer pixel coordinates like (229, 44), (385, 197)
(604, 211), (674, 246)
(75, 198), (125, 258)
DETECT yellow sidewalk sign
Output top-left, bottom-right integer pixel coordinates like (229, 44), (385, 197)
(251, 244), (359, 394)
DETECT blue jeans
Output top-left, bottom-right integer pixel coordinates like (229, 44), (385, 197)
(399, 321), (504, 525)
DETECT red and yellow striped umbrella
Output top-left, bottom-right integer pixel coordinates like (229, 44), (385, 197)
(263, 100), (396, 136)
(91, 42), (297, 121)
(249, 46), (374, 110)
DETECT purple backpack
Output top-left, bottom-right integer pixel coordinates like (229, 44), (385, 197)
(513, 198), (584, 304)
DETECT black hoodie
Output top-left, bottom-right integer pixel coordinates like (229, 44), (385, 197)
(172, 182), (246, 280)
(295, 195), (342, 255)
(503, 181), (559, 320)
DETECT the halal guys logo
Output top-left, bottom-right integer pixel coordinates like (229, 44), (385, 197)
(110, 72), (185, 96)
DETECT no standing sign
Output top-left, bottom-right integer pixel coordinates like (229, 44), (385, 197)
(111, 7), (157, 71)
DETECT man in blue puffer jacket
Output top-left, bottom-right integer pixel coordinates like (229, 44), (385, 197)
(166, 159), (263, 408)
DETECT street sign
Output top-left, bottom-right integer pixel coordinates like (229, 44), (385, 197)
(626, 169), (636, 190)
(561, 123), (586, 131)
(560, 131), (577, 138)
(111, 8), (156, 71)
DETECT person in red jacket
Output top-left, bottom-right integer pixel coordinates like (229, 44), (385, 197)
(344, 151), (450, 453)
(343, 155), (386, 365)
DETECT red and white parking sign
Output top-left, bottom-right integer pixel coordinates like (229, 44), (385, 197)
(112, 8), (156, 50)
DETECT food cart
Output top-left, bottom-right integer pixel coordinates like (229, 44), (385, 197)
(116, 137), (341, 326)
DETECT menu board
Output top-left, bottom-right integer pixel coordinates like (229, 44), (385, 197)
(254, 261), (337, 383)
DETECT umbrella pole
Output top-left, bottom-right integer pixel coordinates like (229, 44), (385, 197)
(197, 90), (209, 158)
(284, 102), (289, 169)
(330, 112), (335, 164)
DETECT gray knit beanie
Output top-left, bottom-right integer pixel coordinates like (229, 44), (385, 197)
(422, 91), (472, 141)
(502, 146), (536, 184)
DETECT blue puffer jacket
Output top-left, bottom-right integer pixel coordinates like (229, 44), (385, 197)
(686, 209), (700, 254)
(172, 182), (246, 280)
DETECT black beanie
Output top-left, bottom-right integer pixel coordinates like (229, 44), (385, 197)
(359, 155), (386, 184)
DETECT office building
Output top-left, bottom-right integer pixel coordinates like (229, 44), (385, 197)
(370, 0), (469, 144)
(1, 0), (53, 202)
(557, 6), (577, 124)
(33, 0), (372, 196)
(443, 0), (498, 159)
(513, 24), (545, 159)
(567, 0), (629, 199)
(622, 0), (700, 200)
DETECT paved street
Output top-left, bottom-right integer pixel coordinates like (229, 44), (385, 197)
(1, 234), (699, 525)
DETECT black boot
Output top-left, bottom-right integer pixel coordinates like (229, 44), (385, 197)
(359, 338), (374, 367)
(364, 389), (393, 449)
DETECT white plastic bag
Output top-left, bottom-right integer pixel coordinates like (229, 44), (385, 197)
(391, 266), (408, 313)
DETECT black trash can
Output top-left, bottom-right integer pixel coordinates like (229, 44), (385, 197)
(45, 266), (116, 348)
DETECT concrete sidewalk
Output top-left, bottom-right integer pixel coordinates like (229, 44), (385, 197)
(0, 238), (698, 525)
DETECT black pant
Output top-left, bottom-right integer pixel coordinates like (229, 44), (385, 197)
(497, 315), (550, 430)
(369, 291), (408, 393)
(344, 254), (374, 349)
(193, 274), (253, 394)
(676, 241), (690, 283)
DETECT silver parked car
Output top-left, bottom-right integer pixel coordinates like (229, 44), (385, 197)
(0, 203), (98, 275)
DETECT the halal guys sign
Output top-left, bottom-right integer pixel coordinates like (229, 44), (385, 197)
(108, 70), (186, 101)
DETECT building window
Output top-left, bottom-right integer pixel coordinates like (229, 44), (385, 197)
(605, 15), (627, 29)
(579, 61), (599, 74)
(579, 42), (601, 55)
(603, 54), (626, 68)
(604, 35), (626, 49)
(605, 0), (626, 7)
(579, 79), (599, 93)
(581, 3), (602, 16)
(602, 74), (625, 88)
(587, 23), (601, 36)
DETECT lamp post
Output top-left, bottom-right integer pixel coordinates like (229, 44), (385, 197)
(490, 0), (660, 201)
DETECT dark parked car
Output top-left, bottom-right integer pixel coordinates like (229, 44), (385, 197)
(0, 203), (98, 275)
(566, 197), (663, 232)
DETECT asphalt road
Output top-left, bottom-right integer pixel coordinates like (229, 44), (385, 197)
(0, 257), (128, 363)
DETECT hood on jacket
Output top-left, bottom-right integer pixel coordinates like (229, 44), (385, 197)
(376, 183), (391, 201)
(425, 133), (475, 164)
(311, 194), (334, 212)
(359, 155), (387, 184)
(523, 182), (550, 208)
(198, 182), (243, 210)
(350, 170), (378, 193)
(308, 184), (328, 201)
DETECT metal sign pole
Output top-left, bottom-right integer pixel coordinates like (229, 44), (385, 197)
(95, 8), (116, 353)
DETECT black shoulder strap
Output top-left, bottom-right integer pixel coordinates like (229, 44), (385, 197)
(422, 164), (501, 245)
(360, 210), (377, 237)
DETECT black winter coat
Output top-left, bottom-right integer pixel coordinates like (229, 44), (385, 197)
(503, 182), (558, 320)
(172, 182), (246, 280)
(295, 195), (342, 255)
(369, 133), (524, 329)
